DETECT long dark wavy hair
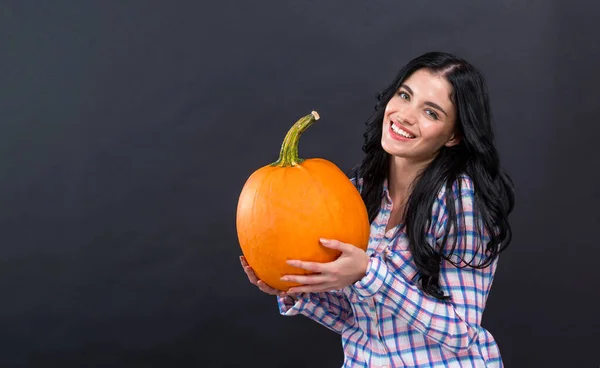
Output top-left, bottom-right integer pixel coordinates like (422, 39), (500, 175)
(352, 51), (515, 300)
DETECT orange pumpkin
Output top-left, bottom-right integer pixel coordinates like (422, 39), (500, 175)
(236, 111), (370, 291)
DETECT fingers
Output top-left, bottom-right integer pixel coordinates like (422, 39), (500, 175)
(320, 239), (352, 252)
(257, 280), (286, 297)
(240, 256), (286, 297)
(286, 260), (326, 273)
(281, 273), (328, 285)
(240, 256), (259, 285)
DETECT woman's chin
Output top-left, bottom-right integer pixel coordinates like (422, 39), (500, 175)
(381, 141), (409, 157)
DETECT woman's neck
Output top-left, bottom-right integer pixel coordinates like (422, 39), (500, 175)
(388, 156), (431, 204)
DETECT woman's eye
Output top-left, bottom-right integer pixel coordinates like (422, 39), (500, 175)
(398, 92), (409, 100)
(425, 109), (439, 120)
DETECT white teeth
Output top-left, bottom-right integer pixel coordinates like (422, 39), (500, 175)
(391, 123), (416, 138)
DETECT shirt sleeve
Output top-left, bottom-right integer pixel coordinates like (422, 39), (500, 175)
(348, 175), (496, 354)
(276, 291), (355, 335)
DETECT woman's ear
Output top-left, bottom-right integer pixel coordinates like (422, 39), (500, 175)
(444, 133), (461, 147)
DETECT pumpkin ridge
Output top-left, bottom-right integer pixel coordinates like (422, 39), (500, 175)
(248, 167), (274, 284)
(299, 164), (339, 250)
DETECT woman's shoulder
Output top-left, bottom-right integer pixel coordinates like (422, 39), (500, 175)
(431, 173), (488, 247)
(432, 174), (477, 224)
(437, 173), (475, 201)
(349, 175), (364, 193)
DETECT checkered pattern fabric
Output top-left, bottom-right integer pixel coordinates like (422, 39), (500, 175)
(277, 175), (503, 367)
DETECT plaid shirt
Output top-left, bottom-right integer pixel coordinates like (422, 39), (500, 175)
(277, 175), (503, 367)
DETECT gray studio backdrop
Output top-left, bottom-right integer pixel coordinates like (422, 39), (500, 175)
(1, 1), (598, 367)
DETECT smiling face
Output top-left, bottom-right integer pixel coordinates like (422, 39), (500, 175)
(381, 68), (461, 163)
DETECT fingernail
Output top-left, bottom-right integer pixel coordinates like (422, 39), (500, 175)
(320, 238), (331, 244)
(280, 276), (289, 281)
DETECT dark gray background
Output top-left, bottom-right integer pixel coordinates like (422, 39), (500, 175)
(1, 1), (598, 367)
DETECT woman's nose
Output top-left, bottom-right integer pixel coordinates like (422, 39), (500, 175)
(395, 109), (417, 126)
(387, 99), (417, 124)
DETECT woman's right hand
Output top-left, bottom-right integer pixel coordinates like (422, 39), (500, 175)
(240, 255), (288, 297)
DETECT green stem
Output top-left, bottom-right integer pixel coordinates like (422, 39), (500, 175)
(271, 110), (320, 167)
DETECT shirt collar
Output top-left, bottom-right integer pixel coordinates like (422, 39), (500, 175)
(382, 177), (393, 204)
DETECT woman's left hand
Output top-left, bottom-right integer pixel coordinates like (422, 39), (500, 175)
(281, 238), (371, 293)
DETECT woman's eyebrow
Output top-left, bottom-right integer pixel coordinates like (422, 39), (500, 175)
(424, 101), (448, 116)
(400, 84), (448, 116)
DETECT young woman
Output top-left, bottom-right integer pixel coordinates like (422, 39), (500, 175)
(240, 51), (514, 367)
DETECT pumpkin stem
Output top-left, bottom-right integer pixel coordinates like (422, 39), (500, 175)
(271, 110), (320, 167)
